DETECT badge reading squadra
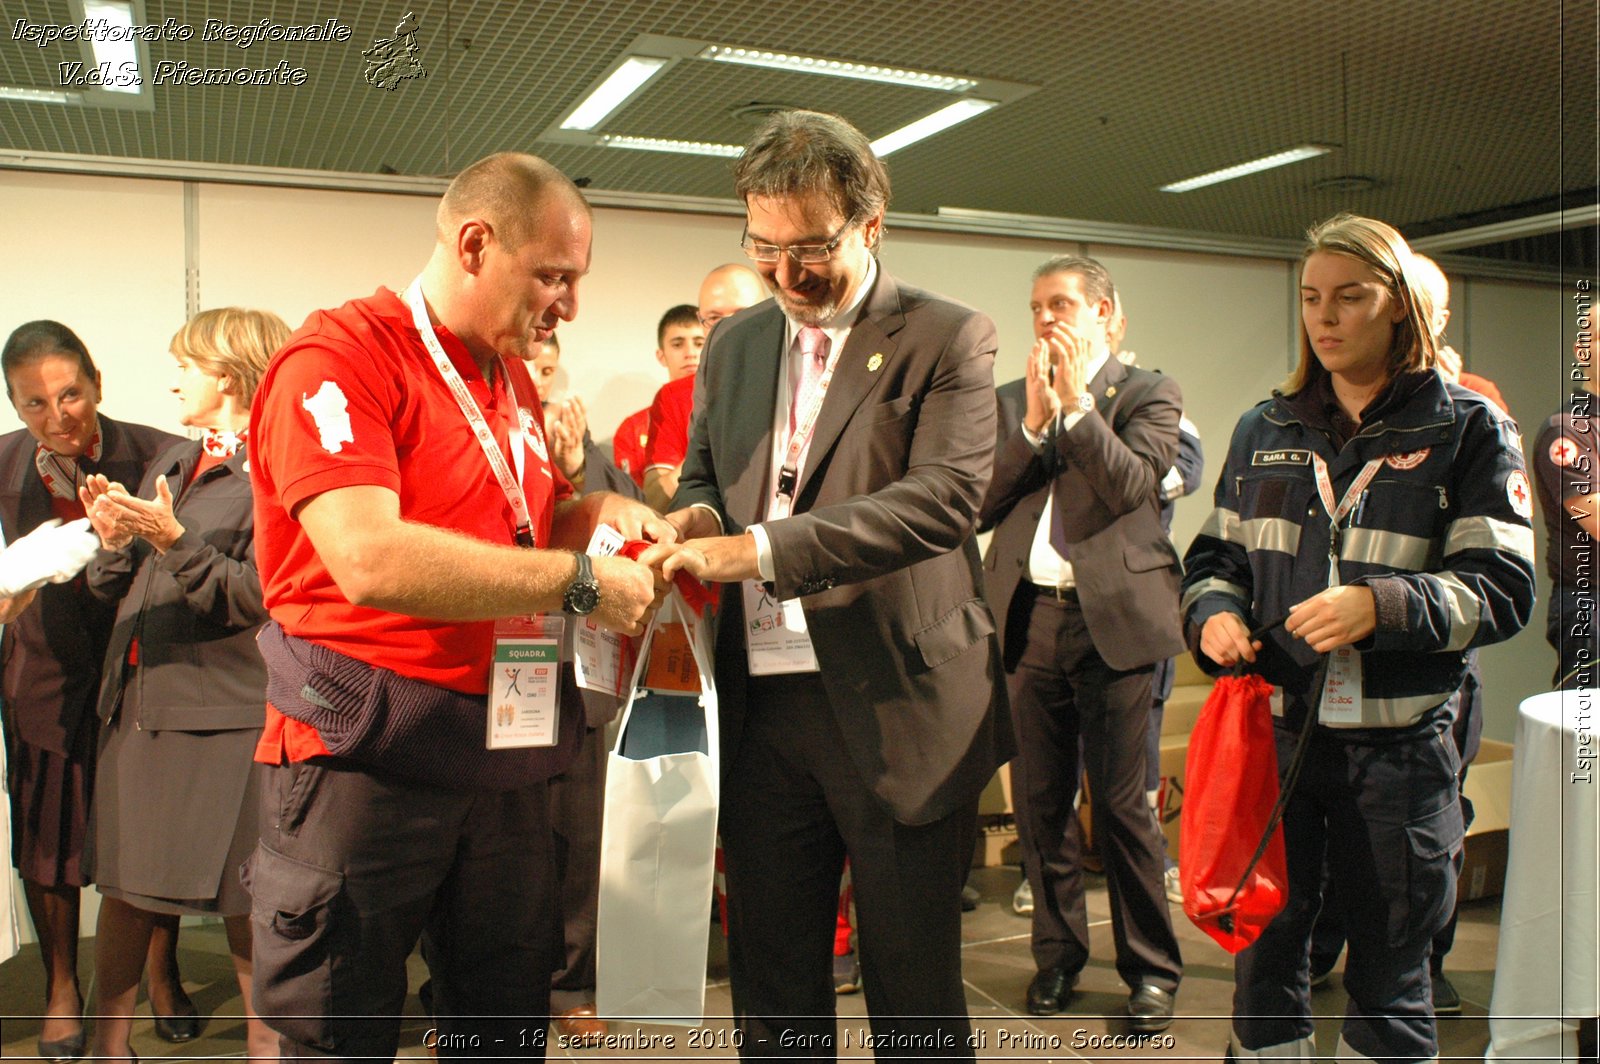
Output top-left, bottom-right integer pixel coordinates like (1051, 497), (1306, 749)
(1385, 448), (1431, 471)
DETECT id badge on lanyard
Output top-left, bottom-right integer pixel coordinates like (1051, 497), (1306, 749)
(742, 340), (840, 676)
(403, 279), (560, 742)
(1312, 454), (1383, 726)
(490, 615), (565, 748)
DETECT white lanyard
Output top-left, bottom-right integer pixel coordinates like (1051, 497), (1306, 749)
(1310, 453), (1384, 586)
(771, 344), (841, 520)
(403, 279), (535, 547)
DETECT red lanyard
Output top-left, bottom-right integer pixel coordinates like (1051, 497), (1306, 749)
(403, 279), (535, 548)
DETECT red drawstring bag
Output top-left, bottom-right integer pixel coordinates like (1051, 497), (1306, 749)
(1178, 672), (1290, 953)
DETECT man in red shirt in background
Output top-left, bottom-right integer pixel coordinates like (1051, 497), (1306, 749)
(246, 151), (669, 1061)
(641, 264), (766, 510)
(610, 304), (703, 488)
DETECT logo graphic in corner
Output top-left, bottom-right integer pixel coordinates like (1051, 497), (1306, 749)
(363, 11), (427, 91)
(1506, 470), (1533, 519)
(302, 382), (355, 454)
(1550, 436), (1580, 468)
(1385, 448), (1431, 471)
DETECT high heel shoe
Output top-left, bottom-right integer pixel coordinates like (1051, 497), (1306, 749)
(153, 1001), (201, 1043)
(36, 1028), (85, 1063)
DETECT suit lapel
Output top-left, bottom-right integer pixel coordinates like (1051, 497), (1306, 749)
(722, 308), (786, 525)
(796, 270), (904, 500)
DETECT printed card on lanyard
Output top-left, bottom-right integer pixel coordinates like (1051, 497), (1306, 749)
(1311, 454), (1384, 726)
(490, 614), (564, 748)
(573, 524), (629, 696)
(403, 279), (560, 745)
(742, 340), (841, 676)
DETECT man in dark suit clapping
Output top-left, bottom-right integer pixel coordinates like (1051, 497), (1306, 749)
(979, 256), (1184, 1031)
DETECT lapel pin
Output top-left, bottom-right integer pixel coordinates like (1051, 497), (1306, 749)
(867, 353), (884, 372)
(1105, 385), (1117, 398)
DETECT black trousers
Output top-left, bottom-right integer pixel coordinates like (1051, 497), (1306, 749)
(719, 673), (977, 1061)
(1006, 588), (1182, 991)
(249, 758), (559, 1062)
(549, 724), (606, 1010)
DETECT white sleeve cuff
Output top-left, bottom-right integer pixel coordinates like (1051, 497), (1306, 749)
(1020, 421), (1047, 452)
(1060, 410), (1087, 433)
(688, 502), (724, 534)
(748, 522), (775, 582)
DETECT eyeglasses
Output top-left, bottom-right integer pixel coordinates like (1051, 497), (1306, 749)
(740, 215), (859, 265)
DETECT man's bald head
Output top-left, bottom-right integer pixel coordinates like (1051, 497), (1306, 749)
(436, 152), (590, 250)
(697, 263), (767, 330)
(1410, 252), (1451, 340)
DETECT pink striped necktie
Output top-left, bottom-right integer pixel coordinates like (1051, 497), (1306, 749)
(790, 325), (831, 434)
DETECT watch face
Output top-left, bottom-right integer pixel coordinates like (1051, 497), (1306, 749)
(1076, 394), (1095, 413)
(566, 581), (601, 615)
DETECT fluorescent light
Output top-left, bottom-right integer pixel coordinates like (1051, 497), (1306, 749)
(82, 0), (141, 94)
(1160, 145), (1333, 192)
(870, 99), (997, 156)
(598, 135), (744, 158)
(560, 56), (669, 131)
(699, 45), (976, 93)
(0, 85), (75, 103)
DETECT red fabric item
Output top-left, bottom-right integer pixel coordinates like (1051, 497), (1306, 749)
(1178, 672), (1288, 953)
(250, 287), (569, 695)
(618, 538), (714, 616)
(1459, 371), (1509, 416)
(611, 408), (650, 487)
(255, 702), (333, 764)
(643, 373), (695, 472)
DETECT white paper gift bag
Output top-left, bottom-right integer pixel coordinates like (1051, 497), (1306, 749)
(595, 589), (719, 1023)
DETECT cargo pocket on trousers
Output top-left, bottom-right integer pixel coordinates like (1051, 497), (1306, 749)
(244, 842), (345, 1050)
(1389, 801), (1464, 948)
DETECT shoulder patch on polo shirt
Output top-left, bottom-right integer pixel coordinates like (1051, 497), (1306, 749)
(1252, 448), (1311, 467)
(302, 381), (354, 454)
(1385, 447), (1431, 470)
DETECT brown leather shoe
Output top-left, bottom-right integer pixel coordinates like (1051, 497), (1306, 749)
(554, 1004), (608, 1045)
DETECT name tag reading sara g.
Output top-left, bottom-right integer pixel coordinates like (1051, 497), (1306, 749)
(489, 616), (563, 748)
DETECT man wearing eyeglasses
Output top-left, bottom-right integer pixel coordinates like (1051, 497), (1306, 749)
(653, 109), (1009, 1058)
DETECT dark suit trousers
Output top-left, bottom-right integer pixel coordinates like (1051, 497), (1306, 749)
(1007, 588), (1182, 991)
(549, 724), (606, 1009)
(720, 674), (977, 1061)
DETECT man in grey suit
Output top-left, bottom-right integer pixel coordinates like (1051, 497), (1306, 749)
(656, 109), (1009, 1058)
(978, 256), (1184, 1031)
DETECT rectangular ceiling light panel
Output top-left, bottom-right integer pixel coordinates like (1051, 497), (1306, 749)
(560, 56), (670, 131)
(699, 45), (976, 93)
(871, 98), (998, 156)
(1160, 145), (1333, 192)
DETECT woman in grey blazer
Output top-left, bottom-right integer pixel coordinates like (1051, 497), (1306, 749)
(82, 308), (287, 1063)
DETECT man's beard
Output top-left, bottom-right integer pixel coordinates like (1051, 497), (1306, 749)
(771, 287), (838, 327)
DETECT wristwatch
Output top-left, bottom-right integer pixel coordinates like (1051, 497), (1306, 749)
(1072, 393), (1095, 415)
(562, 552), (601, 615)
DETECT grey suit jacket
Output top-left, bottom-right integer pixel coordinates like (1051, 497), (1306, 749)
(674, 268), (1011, 825)
(979, 361), (1186, 672)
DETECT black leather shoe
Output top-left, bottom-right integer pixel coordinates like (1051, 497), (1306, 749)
(37, 1028), (85, 1063)
(1128, 983), (1175, 1033)
(960, 883), (981, 911)
(1025, 966), (1076, 1015)
(153, 1005), (201, 1043)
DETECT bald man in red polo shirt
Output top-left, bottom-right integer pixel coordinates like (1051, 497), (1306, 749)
(246, 152), (670, 1062)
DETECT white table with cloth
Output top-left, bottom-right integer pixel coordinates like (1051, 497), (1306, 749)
(1486, 689), (1599, 1063)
